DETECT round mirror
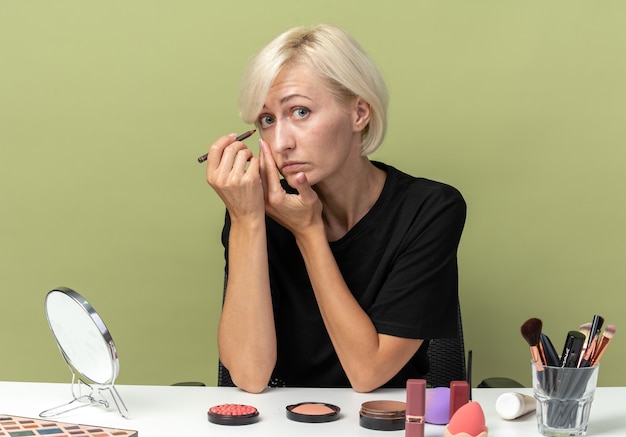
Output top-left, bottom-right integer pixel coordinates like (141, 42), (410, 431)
(45, 287), (119, 385)
(42, 286), (128, 419)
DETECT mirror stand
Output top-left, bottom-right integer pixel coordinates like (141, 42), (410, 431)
(40, 370), (129, 419)
(42, 286), (130, 419)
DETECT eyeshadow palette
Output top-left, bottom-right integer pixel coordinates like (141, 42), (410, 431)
(0, 415), (138, 437)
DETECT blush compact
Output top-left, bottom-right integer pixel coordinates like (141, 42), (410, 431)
(207, 404), (259, 425)
(286, 402), (341, 423)
(359, 400), (407, 431)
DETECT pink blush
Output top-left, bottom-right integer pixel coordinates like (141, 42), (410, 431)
(208, 404), (259, 426)
(286, 402), (341, 423)
(291, 403), (335, 415)
(209, 404), (257, 415)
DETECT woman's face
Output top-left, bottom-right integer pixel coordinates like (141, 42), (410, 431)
(257, 63), (368, 188)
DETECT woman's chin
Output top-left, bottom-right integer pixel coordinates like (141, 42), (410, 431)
(283, 172), (304, 186)
(282, 170), (319, 189)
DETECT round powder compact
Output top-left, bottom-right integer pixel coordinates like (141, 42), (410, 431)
(207, 403), (259, 426)
(359, 400), (406, 431)
(286, 402), (341, 423)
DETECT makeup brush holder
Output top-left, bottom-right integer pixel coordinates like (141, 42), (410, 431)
(531, 362), (599, 437)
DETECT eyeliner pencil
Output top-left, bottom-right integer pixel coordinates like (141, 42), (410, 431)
(197, 129), (256, 163)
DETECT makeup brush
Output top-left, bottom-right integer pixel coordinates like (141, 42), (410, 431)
(521, 318), (545, 365)
(579, 323), (592, 344)
(587, 315), (604, 349)
(576, 323), (592, 367)
(589, 324), (616, 366)
(579, 315), (604, 367)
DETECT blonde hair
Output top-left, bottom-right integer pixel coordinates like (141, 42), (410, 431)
(238, 24), (388, 155)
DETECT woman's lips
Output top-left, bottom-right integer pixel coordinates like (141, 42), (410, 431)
(281, 162), (305, 174)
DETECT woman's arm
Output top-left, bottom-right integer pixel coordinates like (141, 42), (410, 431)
(218, 217), (276, 393)
(296, 228), (424, 392)
(260, 142), (423, 392)
(206, 134), (276, 393)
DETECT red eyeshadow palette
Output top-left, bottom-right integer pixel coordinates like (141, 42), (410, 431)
(0, 415), (138, 437)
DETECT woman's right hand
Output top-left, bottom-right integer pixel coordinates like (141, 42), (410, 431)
(205, 133), (264, 220)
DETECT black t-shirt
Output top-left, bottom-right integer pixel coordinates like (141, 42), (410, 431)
(221, 161), (466, 388)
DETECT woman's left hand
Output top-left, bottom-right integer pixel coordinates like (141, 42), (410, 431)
(259, 139), (323, 236)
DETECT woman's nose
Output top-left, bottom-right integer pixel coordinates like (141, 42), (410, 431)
(271, 122), (295, 153)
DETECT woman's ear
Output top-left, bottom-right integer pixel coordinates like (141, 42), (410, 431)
(353, 97), (371, 131)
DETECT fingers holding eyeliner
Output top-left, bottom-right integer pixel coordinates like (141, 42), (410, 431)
(207, 137), (255, 186)
(229, 147), (254, 175)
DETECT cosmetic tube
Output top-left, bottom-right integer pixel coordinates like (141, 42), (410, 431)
(495, 392), (536, 420)
(406, 379), (426, 437)
(449, 381), (470, 420)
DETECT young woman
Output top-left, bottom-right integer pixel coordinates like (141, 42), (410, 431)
(205, 24), (466, 393)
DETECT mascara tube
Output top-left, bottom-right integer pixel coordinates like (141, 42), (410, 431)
(559, 331), (585, 368)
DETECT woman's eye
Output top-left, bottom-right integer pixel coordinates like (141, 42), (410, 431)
(258, 115), (275, 128)
(292, 107), (310, 119)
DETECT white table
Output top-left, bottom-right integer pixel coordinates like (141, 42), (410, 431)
(1, 382), (624, 436)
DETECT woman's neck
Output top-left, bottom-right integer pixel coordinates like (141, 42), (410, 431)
(315, 158), (386, 242)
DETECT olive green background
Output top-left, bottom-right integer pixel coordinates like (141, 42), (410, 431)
(1, 1), (624, 388)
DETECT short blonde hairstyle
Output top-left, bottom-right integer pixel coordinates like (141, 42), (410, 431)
(238, 24), (388, 155)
